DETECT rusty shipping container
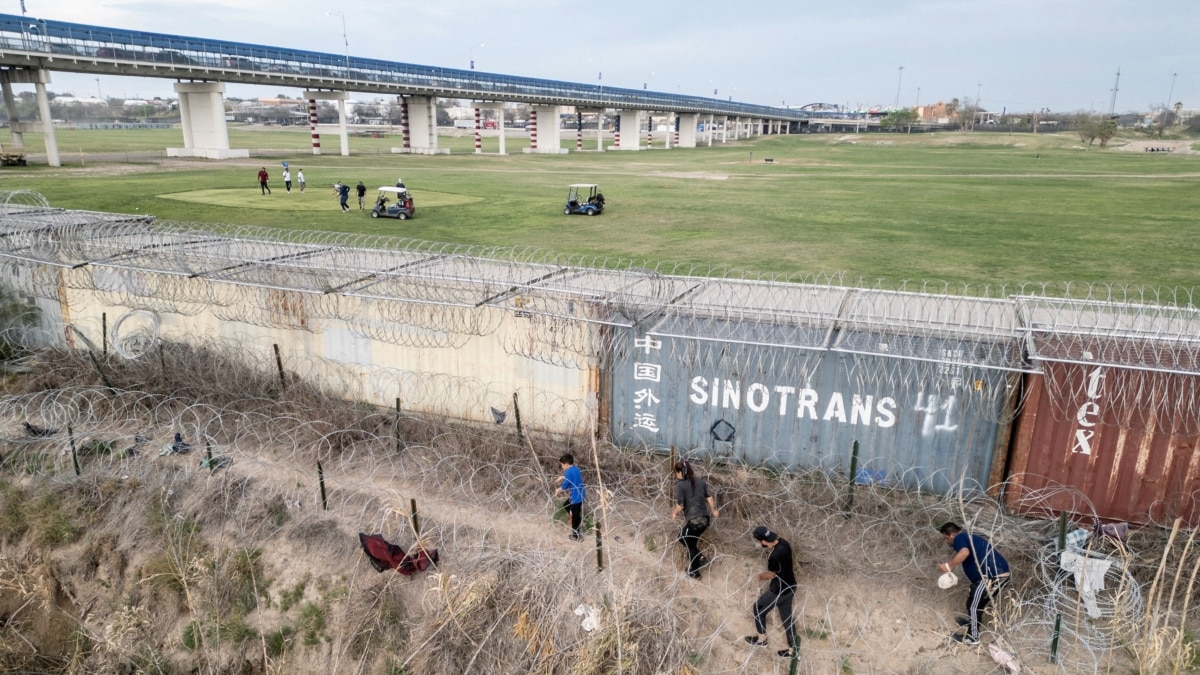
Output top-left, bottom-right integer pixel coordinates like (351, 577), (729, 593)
(1008, 362), (1200, 525)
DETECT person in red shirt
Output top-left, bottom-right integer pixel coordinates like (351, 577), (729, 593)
(257, 167), (271, 195)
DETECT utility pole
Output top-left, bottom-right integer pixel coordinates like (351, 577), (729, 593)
(1107, 67), (1121, 117)
(894, 66), (904, 108)
(1165, 72), (1177, 118)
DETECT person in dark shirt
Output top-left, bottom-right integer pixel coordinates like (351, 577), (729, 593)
(938, 521), (1011, 645)
(745, 525), (798, 658)
(671, 461), (718, 579)
(257, 167), (271, 195)
(333, 181), (350, 212)
(356, 181), (367, 209)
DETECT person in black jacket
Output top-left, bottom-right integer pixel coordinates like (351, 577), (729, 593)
(745, 526), (798, 658)
(671, 461), (718, 579)
(356, 181), (367, 209)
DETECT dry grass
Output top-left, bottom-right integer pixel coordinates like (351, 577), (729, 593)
(2, 343), (1200, 673)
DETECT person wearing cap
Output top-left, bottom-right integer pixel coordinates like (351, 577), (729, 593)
(746, 526), (798, 658)
(396, 177), (406, 190)
(671, 460), (717, 579)
(937, 521), (1011, 645)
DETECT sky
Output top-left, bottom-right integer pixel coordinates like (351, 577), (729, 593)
(12, 0), (1199, 114)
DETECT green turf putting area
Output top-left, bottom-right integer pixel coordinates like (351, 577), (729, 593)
(158, 189), (482, 211)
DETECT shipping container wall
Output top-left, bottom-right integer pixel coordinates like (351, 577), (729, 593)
(1008, 364), (1200, 525)
(610, 329), (1013, 493)
(45, 273), (597, 435)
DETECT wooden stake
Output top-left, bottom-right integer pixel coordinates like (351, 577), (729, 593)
(410, 498), (420, 537)
(394, 397), (402, 453)
(317, 460), (327, 511)
(101, 312), (107, 357)
(512, 392), (524, 449)
(843, 440), (860, 518)
(273, 344), (286, 389)
(69, 424), (80, 476)
(1050, 510), (1068, 663)
(595, 521), (604, 571)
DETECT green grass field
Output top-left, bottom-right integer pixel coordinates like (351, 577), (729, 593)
(3, 126), (1198, 289)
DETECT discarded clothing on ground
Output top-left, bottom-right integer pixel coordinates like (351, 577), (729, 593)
(159, 433), (192, 456)
(199, 454), (231, 471)
(1060, 550), (1113, 619)
(987, 642), (1022, 673)
(23, 421), (58, 437)
(358, 533), (439, 575)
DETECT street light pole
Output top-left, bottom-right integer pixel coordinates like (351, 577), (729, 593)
(468, 43), (484, 70)
(326, 11), (348, 73)
(894, 66), (904, 108)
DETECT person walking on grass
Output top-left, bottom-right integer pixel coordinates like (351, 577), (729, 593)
(356, 181), (367, 209)
(555, 453), (585, 540)
(297, 169), (306, 192)
(671, 460), (717, 579)
(745, 526), (798, 658)
(282, 167), (292, 193)
(333, 181), (350, 212)
(257, 167), (271, 195)
(937, 521), (1011, 645)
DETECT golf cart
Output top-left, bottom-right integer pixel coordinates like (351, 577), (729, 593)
(563, 184), (604, 216)
(370, 186), (415, 220)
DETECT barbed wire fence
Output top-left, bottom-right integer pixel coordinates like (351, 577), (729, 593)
(2, 193), (1200, 671)
(2, 344), (1200, 673)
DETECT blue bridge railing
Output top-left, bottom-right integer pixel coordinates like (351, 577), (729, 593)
(0, 13), (805, 121)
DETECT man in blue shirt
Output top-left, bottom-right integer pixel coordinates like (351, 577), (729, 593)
(556, 454), (585, 540)
(938, 521), (1011, 645)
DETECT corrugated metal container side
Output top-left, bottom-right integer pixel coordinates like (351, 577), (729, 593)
(610, 329), (1012, 494)
(1008, 364), (1200, 525)
(43, 275), (598, 436)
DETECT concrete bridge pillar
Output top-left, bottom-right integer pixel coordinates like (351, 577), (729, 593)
(706, 114), (714, 146)
(472, 101), (506, 155)
(574, 107), (605, 151)
(615, 110), (642, 150)
(0, 72), (26, 153)
(303, 90), (349, 156)
(169, 81), (246, 160)
(525, 105), (566, 154)
(676, 113), (699, 148)
(2, 68), (60, 165)
(394, 95), (441, 154)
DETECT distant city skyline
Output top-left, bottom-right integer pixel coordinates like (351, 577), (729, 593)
(10, 0), (1198, 114)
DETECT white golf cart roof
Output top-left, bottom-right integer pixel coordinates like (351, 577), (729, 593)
(568, 184), (599, 189)
(376, 186), (409, 194)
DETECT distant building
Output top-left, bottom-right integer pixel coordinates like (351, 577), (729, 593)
(52, 96), (108, 106)
(915, 102), (951, 125)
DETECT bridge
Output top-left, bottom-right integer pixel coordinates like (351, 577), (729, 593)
(0, 13), (804, 165)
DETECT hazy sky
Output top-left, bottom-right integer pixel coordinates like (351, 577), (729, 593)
(15, 0), (1199, 113)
